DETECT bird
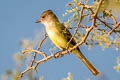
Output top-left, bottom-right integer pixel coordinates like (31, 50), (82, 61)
(35, 9), (99, 76)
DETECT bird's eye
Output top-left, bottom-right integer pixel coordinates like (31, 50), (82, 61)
(42, 15), (45, 18)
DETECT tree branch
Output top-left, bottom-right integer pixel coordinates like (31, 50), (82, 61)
(29, 33), (47, 67)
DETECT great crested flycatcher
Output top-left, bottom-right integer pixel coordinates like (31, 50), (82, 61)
(35, 10), (99, 76)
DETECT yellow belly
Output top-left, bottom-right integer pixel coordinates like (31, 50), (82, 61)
(47, 30), (68, 49)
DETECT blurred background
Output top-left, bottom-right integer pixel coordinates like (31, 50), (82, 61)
(0, 0), (120, 80)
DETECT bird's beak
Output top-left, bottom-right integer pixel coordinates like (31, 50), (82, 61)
(35, 19), (41, 23)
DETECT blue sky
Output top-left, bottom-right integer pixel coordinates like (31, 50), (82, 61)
(0, 0), (120, 80)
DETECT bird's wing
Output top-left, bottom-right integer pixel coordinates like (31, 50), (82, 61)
(60, 23), (78, 47)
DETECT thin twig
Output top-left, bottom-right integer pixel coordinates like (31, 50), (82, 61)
(67, 26), (88, 29)
(108, 22), (120, 35)
(29, 33), (47, 67)
(66, 6), (84, 49)
(22, 49), (47, 58)
(97, 17), (120, 32)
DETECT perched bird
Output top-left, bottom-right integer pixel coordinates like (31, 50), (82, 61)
(35, 10), (99, 76)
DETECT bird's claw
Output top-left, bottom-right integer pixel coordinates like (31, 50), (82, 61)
(54, 51), (64, 58)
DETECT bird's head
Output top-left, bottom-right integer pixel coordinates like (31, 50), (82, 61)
(35, 10), (59, 26)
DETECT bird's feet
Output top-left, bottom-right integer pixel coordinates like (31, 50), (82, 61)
(54, 50), (66, 58)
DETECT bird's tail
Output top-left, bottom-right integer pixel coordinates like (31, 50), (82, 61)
(72, 48), (99, 76)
